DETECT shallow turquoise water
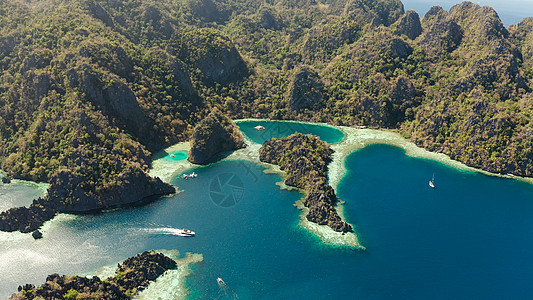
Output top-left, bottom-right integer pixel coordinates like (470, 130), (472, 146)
(155, 150), (188, 162)
(164, 151), (187, 161)
(2, 144), (533, 299)
(236, 120), (345, 144)
(0, 182), (45, 212)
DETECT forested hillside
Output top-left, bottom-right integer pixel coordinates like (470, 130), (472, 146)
(0, 0), (532, 225)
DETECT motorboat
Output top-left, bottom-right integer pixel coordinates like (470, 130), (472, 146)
(254, 125), (265, 130)
(429, 173), (435, 188)
(175, 228), (195, 237)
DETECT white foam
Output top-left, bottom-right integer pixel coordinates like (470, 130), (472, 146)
(142, 227), (194, 236)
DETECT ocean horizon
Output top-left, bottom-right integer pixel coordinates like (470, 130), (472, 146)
(402, 0), (533, 26)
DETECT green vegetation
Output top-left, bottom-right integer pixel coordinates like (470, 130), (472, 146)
(63, 289), (78, 300)
(260, 133), (352, 232)
(0, 0), (532, 226)
(188, 108), (245, 164)
(11, 250), (176, 300)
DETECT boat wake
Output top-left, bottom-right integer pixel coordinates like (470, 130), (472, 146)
(143, 227), (195, 237)
(216, 277), (239, 299)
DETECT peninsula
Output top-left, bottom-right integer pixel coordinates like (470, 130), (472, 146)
(260, 133), (352, 233)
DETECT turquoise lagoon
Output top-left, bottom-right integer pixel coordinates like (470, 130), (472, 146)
(153, 150), (188, 162)
(2, 121), (533, 299)
(236, 120), (344, 144)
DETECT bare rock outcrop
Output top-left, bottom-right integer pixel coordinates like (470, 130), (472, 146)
(394, 10), (422, 40)
(188, 109), (245, 164)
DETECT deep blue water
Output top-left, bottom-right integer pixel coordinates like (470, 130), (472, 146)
(336, 144), (533, 299)
(236, 120), (344, 145)
(402, 0), (533, 26)
(3, 140), (533, 298)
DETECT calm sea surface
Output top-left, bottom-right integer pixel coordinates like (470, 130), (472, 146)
(402, 0), (533, 26)
(236, 120), (344, 145)
(2, 121), (533, 299)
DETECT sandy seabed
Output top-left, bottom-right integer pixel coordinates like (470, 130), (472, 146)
(149, 142), (194, 183)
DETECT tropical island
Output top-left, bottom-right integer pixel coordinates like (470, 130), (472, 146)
(0, 0), (532, 235)
(0, 0), (533, 298)
(259, 133), (352, 233)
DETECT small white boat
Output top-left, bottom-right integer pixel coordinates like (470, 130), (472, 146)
(217, 277), (225, 285)
(181, 172), (198, 179)
(176, 228), (195, 237)
(429, 173), (435, 188)
(254, 125), (265, 130)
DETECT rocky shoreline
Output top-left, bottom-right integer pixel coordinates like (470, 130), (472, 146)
(259, 133), (353, 233)
(10, 250), (177, 300)
(0, 168), (174, 236)
(188, 109), (246, 164)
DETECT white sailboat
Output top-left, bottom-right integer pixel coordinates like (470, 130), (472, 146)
(429, 173), (435, 188)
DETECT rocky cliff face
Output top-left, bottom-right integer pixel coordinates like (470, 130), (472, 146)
(0, 198), (57, 233)
(179, 29), (249, 87)
(84, 0), (114, 27)
(0, 167), (174, 232)
(400, 2), (533, 176)
(67, 64), (148, 139)
(344, 0), (404, 27)
(259, 133), (353, 233)
(394, 10), (422, 40)
(510, 17), (533, 74)
(10, 250), (177, 300)
(47, 167), (174, 212)
(417, 6), (463, 57)
(188, 109), (245, 164)
(286, 66), (326, 112)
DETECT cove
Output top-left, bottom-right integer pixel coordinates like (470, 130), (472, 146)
(2, 131), (533, 298)
(335, 144), (533, 299)
(236, 120), (344, 144)
(184, 143), (533, 298)
(152, 150), (188, 162)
